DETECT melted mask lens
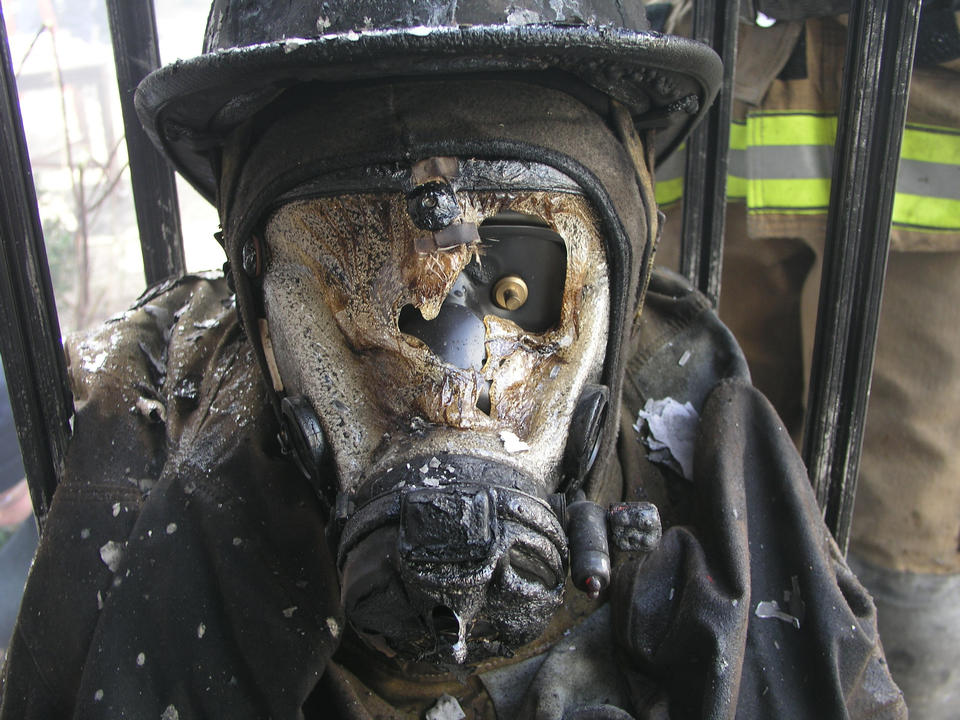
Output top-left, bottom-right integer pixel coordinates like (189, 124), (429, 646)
(398, 213), (567, 369)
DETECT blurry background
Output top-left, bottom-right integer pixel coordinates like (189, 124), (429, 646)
(4, 0), (222, 336)
(0, 0), (224, 662)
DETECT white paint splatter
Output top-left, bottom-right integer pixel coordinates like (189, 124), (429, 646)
(166, 523), (177, 535)
(506, 9), (542, 25)
(283, 606), (298, 618)
(326, 617), (340, 638)
(499, 430), (530, 453)
(99, 541), (124, 573)
(112, 503), (121, 517)
(197, 623), (206, 638)
(83, 351), (109, 373)
(161, 705), (180, 720)
(94, 689), (104, 702)
(136, 652), (146, 667)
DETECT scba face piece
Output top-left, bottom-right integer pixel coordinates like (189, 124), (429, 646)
(261, 158), (610, 664)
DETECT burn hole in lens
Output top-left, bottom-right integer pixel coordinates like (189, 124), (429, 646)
(432, 605), (461, 644)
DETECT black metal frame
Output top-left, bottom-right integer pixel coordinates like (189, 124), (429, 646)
(105, 0), (184, 285)
(0, 4), (73, 527)
(0, 0), (923, 549)
(801, 0), (922, 552)
(679, 0), (740, 307)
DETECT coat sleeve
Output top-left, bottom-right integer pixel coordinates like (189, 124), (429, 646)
(0, 276), (344, 720)
(612, 377), (907, 720)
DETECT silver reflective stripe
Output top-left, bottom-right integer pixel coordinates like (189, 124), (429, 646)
(897, 158), (960, 201)
(748, 145), (832, 180)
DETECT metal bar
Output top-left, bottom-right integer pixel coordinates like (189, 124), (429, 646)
(105, 0), (185, 285)
(0, 4), (74, 527)
(678, 0), (739, 306)
(802, 0), (921, 553)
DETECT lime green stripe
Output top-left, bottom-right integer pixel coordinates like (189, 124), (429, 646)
(747, 177), (831, 211)
(654, 177), (684, 206)
(729, 121), (747, 151)
(727, 175), (747, 199)
(747, 113), (837, 147)
(892, 193), (960, 231)
(901, 126), (960, 166)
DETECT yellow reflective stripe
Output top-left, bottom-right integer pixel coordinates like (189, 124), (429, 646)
(654, 176), (684, 206)
(729, 120), (747, 151)
(900, 125), (960, 166)
(746, 112), (837, 147)
(746, 177), (831, 211)
(727, 175), (748, 199)
(892, 193), (960, 232)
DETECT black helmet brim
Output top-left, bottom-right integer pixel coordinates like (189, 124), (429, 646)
(135, 24), (721, 202)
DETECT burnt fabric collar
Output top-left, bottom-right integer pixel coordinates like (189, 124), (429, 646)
(220, 79), (652, 496)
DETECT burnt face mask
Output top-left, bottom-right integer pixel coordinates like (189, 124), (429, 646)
(260, 160), (610, 665)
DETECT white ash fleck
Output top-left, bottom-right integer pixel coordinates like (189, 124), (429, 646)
(634, 397), (699, 480)
(428, 456), (440, 469)
(499, 430), (530, 454)
(506, 9), (542, 24)
(755, 600), (801, 629)
(94, 689), (104, 702)
(161, 705), (180, 720)
(425, 693), (466, 720)
(183, 481), (197, 495)
(83, 351), (109, 374)
(99, 541), (125, 573)
(166, 523), (178, 535)
(97, 591), (104, 610)
(423, 477), (441, 487)
(80, 528), (91, 540)
(317, 15), (332, 31)
(136, 652), (146, 667)
(281, 37), (309, 52)
(232, 537), (242, 547)
(326, 617), (340, 638)
(669, 587), (675, 600)
(678, 349), (692, 366)
(112, 503), (121, 517)
(283, 606), (298, 618)
(419, 463), (430, 474)
(197, 623), (206, 639)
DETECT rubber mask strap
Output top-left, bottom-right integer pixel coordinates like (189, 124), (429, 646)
(611, 101), (659, 324)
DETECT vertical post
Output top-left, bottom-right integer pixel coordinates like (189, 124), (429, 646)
(0, 4), (74, 526)
(802, 0), (921, 553)
(105, 0), (185, 285)
(679, 0), (739, 306)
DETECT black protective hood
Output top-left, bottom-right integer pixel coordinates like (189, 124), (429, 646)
(220, 79), (655, 502)
(134, 0), (721, 202)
